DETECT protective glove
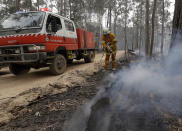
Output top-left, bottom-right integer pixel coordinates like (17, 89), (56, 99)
(106, 42), (112, 53)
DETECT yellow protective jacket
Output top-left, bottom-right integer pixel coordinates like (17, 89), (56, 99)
(102, 33), (117, 54)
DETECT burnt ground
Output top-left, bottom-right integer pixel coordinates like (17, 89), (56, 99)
(0, 60), (128, 131)
(0, 71), (102, 131)
(1, 55), (182, 131)
(86, 92), (182, 131)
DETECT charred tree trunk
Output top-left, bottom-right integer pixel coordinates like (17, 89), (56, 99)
(150, 0), (157, 57)
(145, 0), (150, 56)
(170, 0), (182, 48)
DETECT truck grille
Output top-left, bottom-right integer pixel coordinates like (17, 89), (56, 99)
(0, 45), (40, 63)
(2, 47), (21, 55)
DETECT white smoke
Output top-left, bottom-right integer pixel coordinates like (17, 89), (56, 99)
(64, 44), (182, 131)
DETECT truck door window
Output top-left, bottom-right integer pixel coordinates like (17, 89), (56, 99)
(64, 20), (75, 32)
(46, 15), (62, 33)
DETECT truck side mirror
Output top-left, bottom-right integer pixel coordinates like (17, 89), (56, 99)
(51, 19), (58, 33)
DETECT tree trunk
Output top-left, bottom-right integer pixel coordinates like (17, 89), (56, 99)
(29, 0), (32, 11)
(139, 1), (144, 56)
(139, 27), (142, 56)
(57, 0), (63, 15)
(107, 7), (112, 30)
(145, 0), (150, 56)
(64, 0), (67, 17)
(107, 9), (109, 28)
(98, 13), (103, 50)
(150, 0), (157, 57)
(136, 23), (139, 49)
(170, 0), (182, 48)
(5, 0), (8, 13)
(109, 7), (112, 31)
(60, 0), (64, 15)
(69, 0), (72, 19)
(37, 0), (40, 11)
(16, 0), (20, 11)
(161, 0), (165, 54)
(124, 21), (128, 60)
(124, 0), (128, 60)
(113, 13), (118, 35)
(135, 9), (139, 49)
(155, 15), (159, 53)
(132, 28), (135, 50)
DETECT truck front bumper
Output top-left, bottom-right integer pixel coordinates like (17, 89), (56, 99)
(0, 45), (47, 63)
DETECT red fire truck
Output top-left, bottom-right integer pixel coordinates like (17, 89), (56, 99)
(0, 10), (95, 75)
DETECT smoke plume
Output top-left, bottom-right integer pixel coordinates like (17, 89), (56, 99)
(64, 44), (182, 131)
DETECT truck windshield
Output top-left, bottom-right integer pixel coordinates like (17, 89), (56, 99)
(0, 12), (45, 30)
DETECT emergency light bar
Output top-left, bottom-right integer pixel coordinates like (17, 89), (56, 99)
(40, 8), (51, 12)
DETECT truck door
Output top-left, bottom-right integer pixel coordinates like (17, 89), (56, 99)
(64, 20), (77, 39)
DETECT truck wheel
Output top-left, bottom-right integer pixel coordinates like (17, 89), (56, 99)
(84, 51), (95, 63)
(9, 64), (30, 75)
(50, 54), (67, 75)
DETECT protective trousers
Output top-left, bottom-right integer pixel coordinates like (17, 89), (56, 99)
(105, 52), (116, 70)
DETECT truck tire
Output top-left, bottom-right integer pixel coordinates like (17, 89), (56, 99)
(50, 54), (67, 75)
(84, 51), (95, 63)
(9, 64), (30, 75)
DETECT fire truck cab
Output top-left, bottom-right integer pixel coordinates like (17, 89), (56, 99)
(0, 11), (95, 75)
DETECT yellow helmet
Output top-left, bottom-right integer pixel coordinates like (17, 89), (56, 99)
(103, 28), (110, 35)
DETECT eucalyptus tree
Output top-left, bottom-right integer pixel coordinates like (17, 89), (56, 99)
(157, 0), (171, 53)
(145, 0), (150, 56)
(150, 0), (157, 57)
(170, 0), (182, 48)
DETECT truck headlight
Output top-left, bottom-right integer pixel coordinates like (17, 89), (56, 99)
(15, 49), (21, 54)
(36, 45), (46, 50)
(28, 46), (37, 51)
(28, 45), (46, 51)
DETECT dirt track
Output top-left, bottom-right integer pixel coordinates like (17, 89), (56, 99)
(0, 66), (105, 131)
(0, 51), (124, 101)
(0, 51), (125, 125)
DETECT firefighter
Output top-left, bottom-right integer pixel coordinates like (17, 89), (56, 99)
(102, 29), (117, 71)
